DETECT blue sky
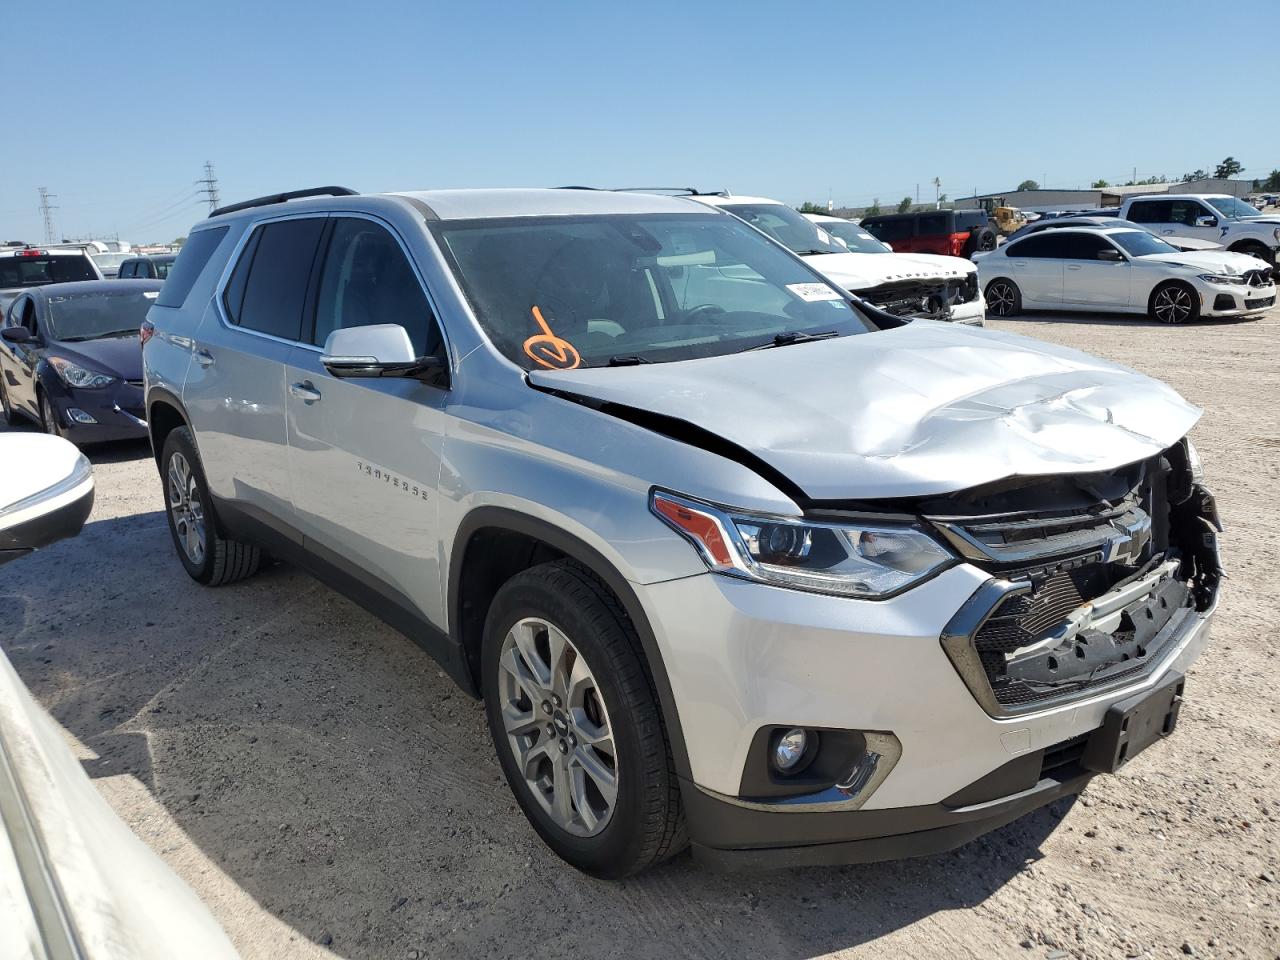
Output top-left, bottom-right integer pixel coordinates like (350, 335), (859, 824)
(3, 0), (1276, 242)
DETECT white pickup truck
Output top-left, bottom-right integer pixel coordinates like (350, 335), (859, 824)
(1119, 194), (1280, 266)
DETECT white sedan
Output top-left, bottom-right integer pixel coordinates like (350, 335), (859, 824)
(975, 226), (1276, 323)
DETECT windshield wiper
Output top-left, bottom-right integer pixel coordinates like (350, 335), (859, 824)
(60, 329), (139, 342)
(794, 248), (838, 256)
(743, 330), (839, 352)
(606, 355), (652, 366)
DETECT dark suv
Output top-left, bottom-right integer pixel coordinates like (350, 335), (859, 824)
(861, 209), (996, 258)
(117, 255), (177, 279)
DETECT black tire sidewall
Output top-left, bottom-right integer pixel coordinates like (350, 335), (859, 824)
(0, 379), (14, 425)
(1150, 281), (1199, 324)
(41, 393), (61, 437)
(986, 278), (1021, 316)
(161, 427), (218, 583)
(481, 565), (667, 877)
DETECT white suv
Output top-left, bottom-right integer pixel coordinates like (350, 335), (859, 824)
(1119, 194), (1280, 265)
(143, 186), (1220, 876)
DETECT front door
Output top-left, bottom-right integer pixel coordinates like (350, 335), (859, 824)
(284, 215), (451, 628)
(1061, 233), (1132, 307)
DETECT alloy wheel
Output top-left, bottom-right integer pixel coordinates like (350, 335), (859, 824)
(1153, 286), (1193, 323)
(167, 452), (207, 566)
(988, 282), (1016, 316)
(497, 617), (618, 837)
(41, 396), (62, 437)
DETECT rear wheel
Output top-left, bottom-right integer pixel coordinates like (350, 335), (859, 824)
(161, 426), (262, 585)
(985, 278), (1022, 317)
(964, 226), (998, 257)
(482, 560), (685, 878)
(1149, 282), (1199, 324)
(0, 379), (18, 426)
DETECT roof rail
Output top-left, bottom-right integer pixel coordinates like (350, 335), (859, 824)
(556, 186), (730, 198)
(209, 186), (359, 219)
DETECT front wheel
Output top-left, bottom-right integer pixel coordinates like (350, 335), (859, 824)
(40, 393), (64, 438)
(985, 278), (1022, 317)
(1149, 282), (1200, 324)
(0, 379), (18, 426)
(482, 560), (685, 878)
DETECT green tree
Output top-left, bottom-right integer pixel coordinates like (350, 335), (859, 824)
(1214, 157), (1244, 179)
(1016, 179), (1039, 191)
(1092, 179), (1110, 188)
(865, 198), (882, 216)
(1182, 169), (1209, 182)
(1262, 169), (1280, 191)
(172, 236), (186, 247)
(896, 196), (913, 214)
(797, 201), (826, 214)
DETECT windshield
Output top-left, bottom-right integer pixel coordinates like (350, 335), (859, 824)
(1109, 230), (1179, 257)
(431, 213), (875, 369)
(0, 254), (97, 288)
(153, 257), (176, 278)
(46, 288), (158, 341)
(718, 203), (847, 256)
(1206, 197), (1260, 220)
(813, 220), (890, 253)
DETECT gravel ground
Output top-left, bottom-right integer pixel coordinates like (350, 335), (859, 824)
(1, 304), (1278, 960)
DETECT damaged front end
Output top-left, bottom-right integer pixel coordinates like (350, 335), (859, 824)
(860, 272), (980, 320)
(931, 438), (1221, 717)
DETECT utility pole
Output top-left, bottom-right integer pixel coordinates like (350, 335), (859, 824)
(932, 176), (941, 208)
(38, 188), (57, 244)
(197, 161), (220, 213)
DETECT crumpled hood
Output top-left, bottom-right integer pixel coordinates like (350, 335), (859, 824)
(1138, 249), (1270, 273)
(530, 322), (1201, 501)
(802, 251), (973, 293)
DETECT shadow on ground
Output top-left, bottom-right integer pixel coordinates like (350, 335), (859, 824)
(1, 509), (1073, 959)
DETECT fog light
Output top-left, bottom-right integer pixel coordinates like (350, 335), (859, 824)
(67, 408), (97, 425)
(772, 728), (809, 773)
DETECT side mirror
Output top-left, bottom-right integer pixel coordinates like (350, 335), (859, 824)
(0, 435), (94, 565)
(320, 324), (446, 383)
(1195, 215), (1218, 228)
(1, 326), (33, 344)
(1097, 248), (1123, 262)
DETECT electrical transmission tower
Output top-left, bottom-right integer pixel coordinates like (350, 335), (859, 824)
(38, 188), (58, 243)
(197, 161), (220, 213)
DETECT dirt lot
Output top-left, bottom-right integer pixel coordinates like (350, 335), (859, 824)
(2, 305), (1278, 960)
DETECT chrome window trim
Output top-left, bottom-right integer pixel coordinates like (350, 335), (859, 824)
(210, 208), (455, 373)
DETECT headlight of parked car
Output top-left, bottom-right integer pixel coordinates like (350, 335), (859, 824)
(651, 490), (955, 598)
(1197, 274), (1246, 285)
(48, 356), (116, 389)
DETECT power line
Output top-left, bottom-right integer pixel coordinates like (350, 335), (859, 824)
(196, 161), (220, 214)
(38, 188), (57, 243)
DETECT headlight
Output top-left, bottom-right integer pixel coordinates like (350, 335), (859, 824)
(651, 491), (955, 598)
(48, 356), (115, 389)
(1197, 273), (1246, 285)
(1272, 227), (1280, 243)
(1184, 439), (1204, 484)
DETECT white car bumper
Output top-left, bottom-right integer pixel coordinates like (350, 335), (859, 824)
(1197, 279), (1276, 317)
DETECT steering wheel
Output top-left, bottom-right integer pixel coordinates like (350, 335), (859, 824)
(683, 304), (726, 323)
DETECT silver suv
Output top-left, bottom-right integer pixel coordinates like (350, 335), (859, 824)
(143, 186), (1222, 877)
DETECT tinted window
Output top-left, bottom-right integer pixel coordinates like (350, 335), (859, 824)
(155, 227), (230, 307)
(1008, 234), (1069, 258)
(1169, 200), (1208, 226)
(917, 213), (948, 235)
(862, 217), (912, 242)
(1127, 200), (1171, 224)
(118, 261), (133, 278)
(312, 218), (442, 356)
(1062, 233), (1114, 259)
(955, 211), (988, 231)
(1110, 230), (1179, 257)
(46, 288), (160, 341)
(232, 218), (325, 341)
(154, 257), (175, 279)
(0, 254), (97, 288)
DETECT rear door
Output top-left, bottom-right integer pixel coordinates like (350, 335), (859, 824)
(1061, 233), (1132, 307)
(182, 214), (326, 525)
(1005, 233), (1066, 304)
(284, 215), (451, 626)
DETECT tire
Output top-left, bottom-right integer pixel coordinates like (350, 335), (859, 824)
(963, 226), (998, 258)
(160, 426), (262, 586)
(1232, 242), (1275, 268)
(39, 392), (64, 438)
(1149, 281), (1200, 324)
(985, 278), (1022, 317)
(482, 559), (685, 878)
(0, 379), (19, 426)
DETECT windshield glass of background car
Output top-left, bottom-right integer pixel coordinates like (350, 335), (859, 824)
(720, 204), (847, 255)
(1109, 230), (1178, 257)
(1206, 197), (1258, 219)
(46, 289), (158, 340)
(0, 255), (97, 288)
(432, 213), (875, 369)
(819, 221), (891, 253)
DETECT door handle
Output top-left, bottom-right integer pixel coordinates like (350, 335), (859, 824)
(289, 380), (322, 403)
(194, 349), (215, 367)
(1067, 264), (1082, 271)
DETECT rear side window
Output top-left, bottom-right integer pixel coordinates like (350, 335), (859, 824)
(955, 211), (988, 232)
(155, 227), (230, 307)
(1063, 233), (1113, 259)
(917, 213), (948, 235)
(1007, 233), (1069, 258)
(229, 218), (325, 341)
(1126, 200), (1170, 224)
(863, 217), (912, 242)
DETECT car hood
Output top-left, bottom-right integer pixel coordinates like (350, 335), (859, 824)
(1137, 250), (1269, 273)
(801, 251), (973, 292)
(1164, 236), (1224, 252)
(529, 322), (1201, 501)
(52, 333), (142, 380)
